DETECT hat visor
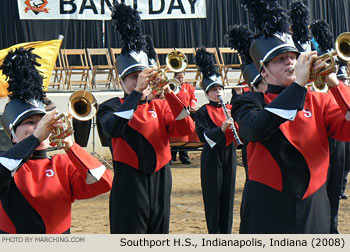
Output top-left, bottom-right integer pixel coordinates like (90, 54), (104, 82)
(205, 82), (224, 92)
(120, 65), (147, 78)
(263, 46), (300, 69)
(12, 109), (46, 133)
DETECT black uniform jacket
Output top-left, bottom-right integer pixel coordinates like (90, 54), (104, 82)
(231, 82), (350, 233)
(97, 90), (195, 174)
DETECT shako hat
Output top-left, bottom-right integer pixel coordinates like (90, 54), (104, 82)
(226, 24), (262, 88)
(336, 59), (348, 80)
(241, 0), (299, 71)
(195, 46), (224, 92)
(111, 2), (149, 78)
(0, 47), (46, 139)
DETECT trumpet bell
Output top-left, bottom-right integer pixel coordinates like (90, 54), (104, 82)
(336, 32), (350, 62)
(69, 90), (98, 121)
(168, 78), (181, 94)
(166, 50), (188, 72)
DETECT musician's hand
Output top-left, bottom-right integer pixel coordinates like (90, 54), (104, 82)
(135, 68), (156, 93)
(295, 51), (318, 86)
(62, 135), (74, 151)
(33, 110), (58, 142)
(163, 84), (171, 94)
(325, 72), (340, 88)
(221, 118), (233, 133)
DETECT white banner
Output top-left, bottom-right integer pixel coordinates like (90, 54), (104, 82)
(18, 0), (207, 20)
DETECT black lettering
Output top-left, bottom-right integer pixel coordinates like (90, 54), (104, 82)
(168, 0), (185, 14)
(60, 0), (77, 14)
(101, 0), (113, 14)
(115, 0), (137, 11)
(79, 0), (98, 14)
(149, 0), (165, 14)
(188, 0), (197, 14)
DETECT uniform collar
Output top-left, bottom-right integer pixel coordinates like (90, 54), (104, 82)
(31, 150), (48, 159)
(266, 84), (286, 94)
(209, 100), (222, 107)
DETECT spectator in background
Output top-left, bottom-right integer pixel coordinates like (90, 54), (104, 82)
(171, 71), (197, 165)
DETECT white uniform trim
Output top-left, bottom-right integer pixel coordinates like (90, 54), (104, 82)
(119, 63), (148, 78)
(265, 107), (298, 121)
(345, 111), (350, 121)
(175, 109), (190, 120)
(114, 109), (135, 120)
(204, 133), (216, 148)
(85, 165), (106, 184)
(261, 44), (296, 64)
(0, 157), (22, 173)
(205, 81), (223, 92)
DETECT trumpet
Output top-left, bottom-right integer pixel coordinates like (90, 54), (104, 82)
(218, 96), (243, 149)
(149, 50), (188, 95)
(49, 90), (98, 149)
(309, 32), (350, 90)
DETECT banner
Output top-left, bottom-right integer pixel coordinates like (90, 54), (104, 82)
(18, 0), (207, 20)
(0, 38), (63, 97)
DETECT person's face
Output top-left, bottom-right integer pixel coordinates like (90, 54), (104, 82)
(261, 52), (298, 87)
(121, 71), (141, 94)
(13, 114), (49, 150)
(175, 73), (185, 85)
(207, 86), (224, 102)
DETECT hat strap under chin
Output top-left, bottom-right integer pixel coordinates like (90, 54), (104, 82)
(10, 128), (19, 143)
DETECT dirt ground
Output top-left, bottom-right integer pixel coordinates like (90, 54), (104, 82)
(71, 150), (350, 234)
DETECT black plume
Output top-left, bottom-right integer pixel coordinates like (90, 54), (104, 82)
(241, 0), (290, 38)
(289, 1), (310, 44)
(225, 24), (255, 64)
(195, 46), (220, 78)
(310, 20), (334, 52)
(144, 35), (157, 61)
(0, 47), (44, 102)
(111, 2), (146, 54)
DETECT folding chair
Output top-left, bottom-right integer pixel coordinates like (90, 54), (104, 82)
(49, 50), (65, 90)
(86, 48), (116, 89)
(109, 48), (122, 89)
(218, 47), (243, 86)
(61, 49), (91, 90)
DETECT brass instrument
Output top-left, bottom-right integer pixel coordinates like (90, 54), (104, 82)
(168, 78), (181, 94)
(310, 32), (350, 90)
(49, 90), (98, 149)
(149, 50), (188, 95)
(218, 96), (243, 149)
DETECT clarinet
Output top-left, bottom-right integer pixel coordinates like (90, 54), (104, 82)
(218, 96), (243, 149)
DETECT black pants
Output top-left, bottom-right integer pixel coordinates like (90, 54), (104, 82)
(171, 150), (190, 162)
(200, 146), (236, 234)
(110, 163), (172, 234)
(341, 142), (350, 195)
(327, 138), (345, 234)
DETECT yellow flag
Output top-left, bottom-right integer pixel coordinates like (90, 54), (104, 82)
(0, 38), (63, 97)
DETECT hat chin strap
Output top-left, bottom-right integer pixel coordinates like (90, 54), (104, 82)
(10, 128), (19, 143)
(262, 64), (275, 84)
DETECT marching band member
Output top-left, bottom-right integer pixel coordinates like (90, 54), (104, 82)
(171, 71), (198, 165)
(96, 2), (194, 234)
(194, 47), (237, 234)
(310, 18), (348, 234)
(232, 0), (350, 233)
(0, 47), (112, 234)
